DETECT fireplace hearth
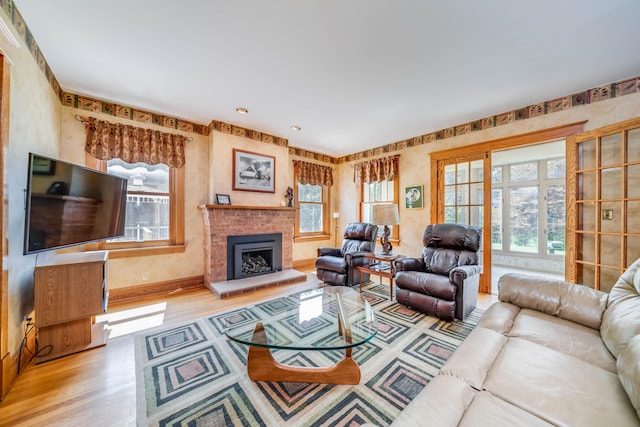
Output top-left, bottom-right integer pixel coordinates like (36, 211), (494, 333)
(201, 205), (306, 297)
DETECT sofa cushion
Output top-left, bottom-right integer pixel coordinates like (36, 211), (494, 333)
(395, 271), (456, 300)
(475, 301), (519, 334)
(601, 258), (640, 357)
(439, 327), (507, 390)
(509, 308), (616, 372)
(498, 273), (608, 329)
(617, 334), (640, 419)
(483, 338), (638, 427)
(458, 391), (553, 427)
(390, 375), (476, 427)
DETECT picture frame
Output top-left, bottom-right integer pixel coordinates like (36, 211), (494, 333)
(232, 149), (275, 193)
(32, 156), (55, 175)
(405, 184), (424, 209)
(216, 194), (231, 205)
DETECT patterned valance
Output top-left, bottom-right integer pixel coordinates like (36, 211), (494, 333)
(353, 155), (400, 184)
(294, 160), (334, 186)
(84, 117), (187, 168)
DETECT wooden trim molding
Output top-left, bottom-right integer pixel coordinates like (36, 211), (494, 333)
(0, 54), (9, 401)
(109, 276), (204, 303)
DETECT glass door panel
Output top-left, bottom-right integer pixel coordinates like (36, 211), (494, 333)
(577, 263), (596, 288)
(627, 164), (640, 198)
(628, 129), (640, 162)
(491, 189), (503, 250)
(628, 201), (640, 233)
(577, 202), (596, 231)
(577, 233), (596, 262)
(600, 267), (620, 293)
(600, 133), (622, 166)
(578, 139), (597, 169)
(546, 184), (565, 255)
(601, 201), (622, 233)
(627, 236), (640, 265)
(600, 235), (622, 267)
(601, 167), (622, 199)
(509, 186), (538, 253)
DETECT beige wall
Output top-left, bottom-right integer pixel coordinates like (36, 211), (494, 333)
(288, 153), (339, 260)
(2, 25), (62, 350)
(334, 92), (640, 258)
(59, 108), (209, 290)
(209, 131), (290, 207)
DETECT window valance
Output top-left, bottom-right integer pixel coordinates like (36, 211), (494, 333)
(353, 155), (400, 184)
(84, 117), (187, 168)
(293, 160), (334, 187)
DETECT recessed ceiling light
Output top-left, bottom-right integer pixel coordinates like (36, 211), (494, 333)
(236, 107), (248, 114)
(290, 125), (301, 131)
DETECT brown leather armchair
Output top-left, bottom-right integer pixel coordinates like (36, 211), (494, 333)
(394, 223), (482, 321)
(315, 222), (378, 286)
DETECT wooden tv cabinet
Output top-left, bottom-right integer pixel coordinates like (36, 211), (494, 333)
(34, 251), (108, 363)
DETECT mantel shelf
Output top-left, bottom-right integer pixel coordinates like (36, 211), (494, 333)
(201, 204), (294, 211)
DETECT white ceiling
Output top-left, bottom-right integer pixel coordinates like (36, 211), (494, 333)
(13, 0), (640, 157)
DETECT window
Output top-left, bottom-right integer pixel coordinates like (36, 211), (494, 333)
(294, 168), (330, 240)
(86, 155), (185, 255)
(491, 157), (565, 256)
(360, 178), (400, 240)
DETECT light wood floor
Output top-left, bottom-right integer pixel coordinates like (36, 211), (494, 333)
(0, 274), (497, 426)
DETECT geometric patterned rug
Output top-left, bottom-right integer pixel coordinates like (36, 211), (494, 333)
(134, 282), (483, 426)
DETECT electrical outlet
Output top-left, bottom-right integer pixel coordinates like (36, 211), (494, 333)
(142, 272), (149, 280)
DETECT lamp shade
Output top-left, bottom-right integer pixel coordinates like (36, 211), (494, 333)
(371, 204), (400, 226)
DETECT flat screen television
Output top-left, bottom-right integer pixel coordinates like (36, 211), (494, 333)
(23, 153), (128, 255)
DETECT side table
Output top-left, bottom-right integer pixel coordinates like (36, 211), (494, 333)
(357, 253), (404, 301)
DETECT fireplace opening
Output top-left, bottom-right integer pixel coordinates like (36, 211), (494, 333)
(227, 233), (282, 280)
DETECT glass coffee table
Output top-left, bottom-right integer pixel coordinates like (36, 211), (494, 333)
(225, 286), (377, 385)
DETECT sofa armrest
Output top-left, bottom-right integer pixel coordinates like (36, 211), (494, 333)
(394, 257), (425, 272)
(344, 251), (372, 267)
(498, 273), (608, 330)
(317, 247), (342, 257)
(449, 265), (482, 286)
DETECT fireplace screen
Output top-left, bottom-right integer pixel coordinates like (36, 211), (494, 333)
(237, 244), (274, 278)
(227, 233), (283, 280)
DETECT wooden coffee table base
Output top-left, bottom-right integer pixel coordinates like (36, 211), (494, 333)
(247, 322), (361, 385)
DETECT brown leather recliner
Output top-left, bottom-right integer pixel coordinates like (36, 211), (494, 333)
(315, 222), (378, 286)
(394, 223), (482, 321)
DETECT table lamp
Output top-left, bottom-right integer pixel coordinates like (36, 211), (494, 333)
(371, 204), (400, 255)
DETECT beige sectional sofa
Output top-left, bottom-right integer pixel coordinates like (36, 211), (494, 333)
(390, 259), (640, 426)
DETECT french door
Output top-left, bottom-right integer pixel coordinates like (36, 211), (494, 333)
(431, 152), (491, 293)
(430, 123), (586, 294)
(566, 117), (640, 291)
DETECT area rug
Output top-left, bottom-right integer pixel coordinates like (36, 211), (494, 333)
(134, 282), (483, 426)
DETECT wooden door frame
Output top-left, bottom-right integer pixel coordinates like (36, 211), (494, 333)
(430, 122), (586, 294)
(0, 54), (8, 400)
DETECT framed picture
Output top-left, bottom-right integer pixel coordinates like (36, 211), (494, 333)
(216, 194), (231, 205)
(32, 156), (55, 175)
(405, 184), (424, 209)
(232, 149), (275, 193)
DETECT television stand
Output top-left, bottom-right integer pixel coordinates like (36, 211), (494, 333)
(34, 251), (109, 363)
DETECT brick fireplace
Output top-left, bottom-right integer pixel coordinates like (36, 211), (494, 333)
(200, 205), (296, 285)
